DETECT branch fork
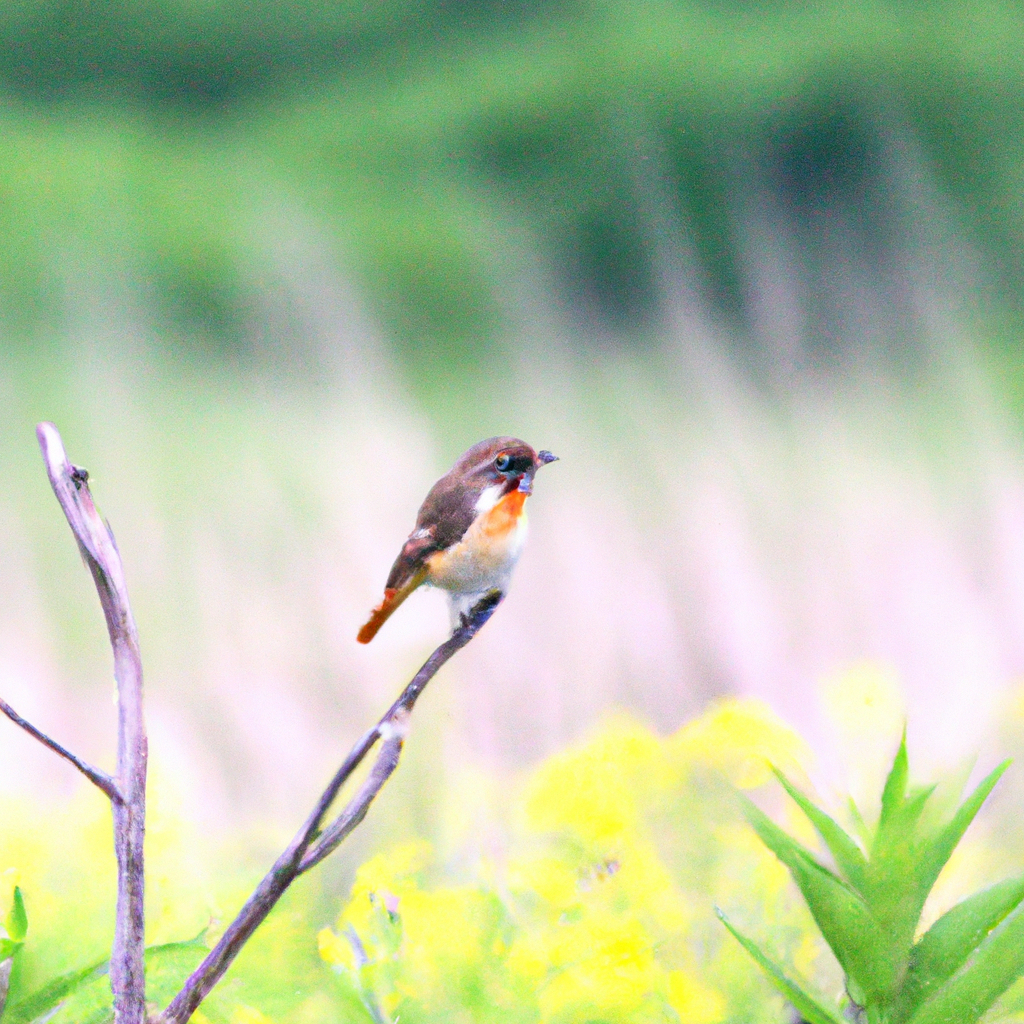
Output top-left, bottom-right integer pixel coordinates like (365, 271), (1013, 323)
(158, 589), (501, 1024)
(1, 423), (501, 1024)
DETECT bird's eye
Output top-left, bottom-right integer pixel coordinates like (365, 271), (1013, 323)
(495, 454), (511, 471)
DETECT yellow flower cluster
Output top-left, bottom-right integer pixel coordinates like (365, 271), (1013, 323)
(320, 699), (825, 1023)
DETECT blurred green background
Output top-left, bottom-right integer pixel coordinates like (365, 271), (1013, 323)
(3, 0), (1024, 1016)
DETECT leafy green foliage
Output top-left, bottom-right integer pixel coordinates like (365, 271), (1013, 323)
(0, 910), (207, 1024)
(725, 733), (1024, 1023)
(892, 877), (1024, 1022)
(4, 890), (26, 945)
(716, 908), (844, 1024)
(0, 888), (27, 962)
(1, 0), (1024, 357)
(742, 797), (899, 1002)
(0, 776), (344, 1024)
(38, 938), (209, 1024)
(2, 957), (109, 1024)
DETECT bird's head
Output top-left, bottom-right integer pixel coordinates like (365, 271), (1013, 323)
(458, 436), (559, 496)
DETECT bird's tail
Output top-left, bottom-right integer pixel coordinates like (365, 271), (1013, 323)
(357, 568), (427, 644)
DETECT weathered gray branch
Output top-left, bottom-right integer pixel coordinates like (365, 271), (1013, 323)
(158, 590), (503, 1024)
(34, 423), (148, 1024)
(0, 697), (121, 801)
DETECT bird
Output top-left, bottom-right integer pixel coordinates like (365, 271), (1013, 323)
(357, 436), (558, 643)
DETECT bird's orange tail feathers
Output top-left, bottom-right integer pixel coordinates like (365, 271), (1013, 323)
(357, 569), (427, 644)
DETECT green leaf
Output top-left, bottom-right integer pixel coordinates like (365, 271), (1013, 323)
(873, 736), (934, 873)
(743, 798), (900, 1000)
(1, 958), (109, 1024)
(846, 797), (872, 848)
(2, 934), (208, 1024)
(906, 898), (1024, 1024)
(918, 756), (978, 831)
(772, 766), (868, 893)
(716, 908), (846, 1024)
(4, 888), (27, 943)
(143, 935), (209, 1009)
(890, 873), (1024, 1023)
(869, 759), (1008, 956)
(914, 761), (1010, 903)
(879, 728), (910, 829)
(868, 782), (937, 945)
(0, 938), (22, 960)
(903, 784), (937, 828)
(871, 735), (937, 900)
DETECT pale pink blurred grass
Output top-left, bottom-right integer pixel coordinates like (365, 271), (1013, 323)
(3, 317), (1023, 839)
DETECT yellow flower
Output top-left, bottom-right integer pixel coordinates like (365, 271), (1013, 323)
(821, 661), (906, 808)
(792, 934), (820, 980)
(507, 855), (580, 912)
(536, 914), (661, 1022)
(822, 661), (904, 737)
(317, 926), (352, 970)
(523, 717), (665, 844)
(229, 1007), (276, 1024)
(666, 970), (726, 1024)
(349, 840), (431, 901)
(390, 884), (492, 996)
(670, 698), (808, 788)
(341, 839), (431, 936)
(322, 702), (873, 1022)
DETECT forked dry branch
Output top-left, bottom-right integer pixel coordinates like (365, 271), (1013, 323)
(157, 591), (501, 1024)
(0, 423), (501, 1024)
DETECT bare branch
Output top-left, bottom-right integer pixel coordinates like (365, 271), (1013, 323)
(0, 696), (121, 801)
(158, 590), (504, 1024)
(36, 423), (148, 1024)
(345, 926), (390, 1024)
(299, 718), (406, 873)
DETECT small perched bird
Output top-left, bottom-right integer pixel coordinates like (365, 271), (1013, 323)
(358, 436), (558, 643)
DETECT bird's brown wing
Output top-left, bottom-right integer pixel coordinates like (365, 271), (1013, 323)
(383, 469), (481, 590)
(357, 468), (483, 644)
(384, 530), (439, 590)
(409, 470), (480, 554)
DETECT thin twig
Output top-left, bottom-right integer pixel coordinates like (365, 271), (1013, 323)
(299, 720), (406, 873)
(158, 590), (503, 1024)
(35, 423), (148, 1024)
(346, 926), (390, 1024)
(0, 697), (121, 801)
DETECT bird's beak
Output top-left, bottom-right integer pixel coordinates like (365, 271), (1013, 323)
(519, 450), (557, 491)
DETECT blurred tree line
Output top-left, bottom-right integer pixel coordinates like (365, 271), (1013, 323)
(0, 0), (1021, 389)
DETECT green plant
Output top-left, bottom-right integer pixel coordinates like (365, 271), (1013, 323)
(720, 731), (1024, 1024)
(0, 887), (27, 962)
(0, 886), (210, 1024)
(0, 886), (27, 1018)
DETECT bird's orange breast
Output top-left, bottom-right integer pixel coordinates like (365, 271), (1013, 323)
(480, 488), (528, 537)
(424, 488), (529, 594)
